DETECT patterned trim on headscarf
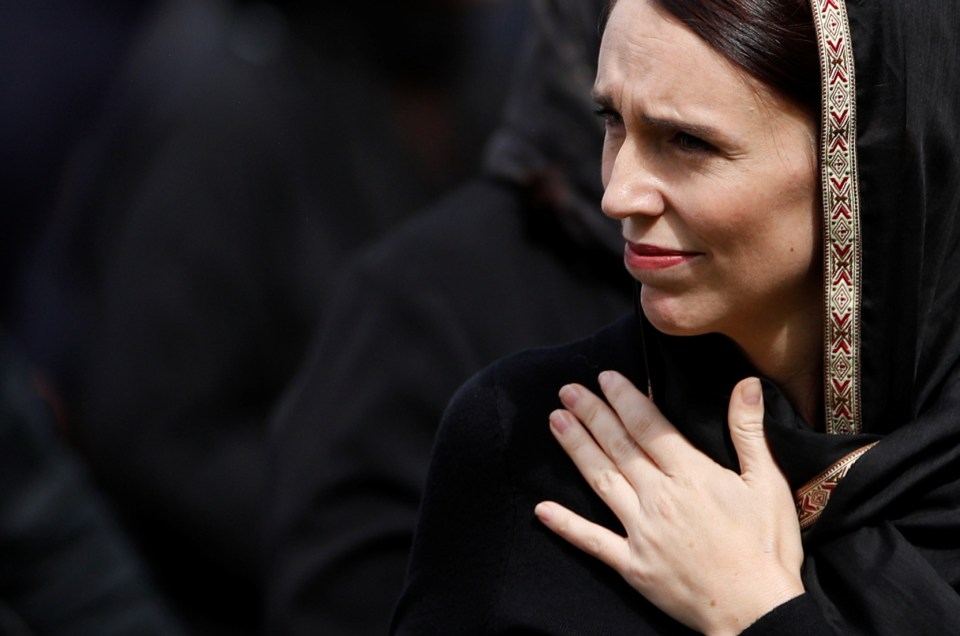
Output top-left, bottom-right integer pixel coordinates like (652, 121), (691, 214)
(796, 442), (877, 530)
(812, 0), (862, 435)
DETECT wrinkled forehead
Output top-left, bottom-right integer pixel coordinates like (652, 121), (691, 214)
(596, 0), (687, 84)
(594, 0), (761, 113)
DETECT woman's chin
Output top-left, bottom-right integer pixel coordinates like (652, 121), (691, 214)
(644, 314), (703, 337)
(639, 294), (710, 338)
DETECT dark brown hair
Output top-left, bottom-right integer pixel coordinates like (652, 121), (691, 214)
(606, 0), (820, 113)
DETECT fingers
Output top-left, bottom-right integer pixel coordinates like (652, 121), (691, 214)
(548, 409), (643, 525)
(534, 500), (631, 571)
(558, 383), (655, 476)
(590, 371), (701, 476)
(726, 378), (775, 480)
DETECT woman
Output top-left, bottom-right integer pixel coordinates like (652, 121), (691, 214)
(393, 0), (960, 633)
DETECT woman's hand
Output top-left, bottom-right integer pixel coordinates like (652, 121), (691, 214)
(534, 372), (804, 636)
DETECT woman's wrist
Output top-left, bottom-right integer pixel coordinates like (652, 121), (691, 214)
(704, 574), (805, 636)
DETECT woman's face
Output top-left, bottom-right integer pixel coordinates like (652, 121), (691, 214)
(597, 0), (821, 350)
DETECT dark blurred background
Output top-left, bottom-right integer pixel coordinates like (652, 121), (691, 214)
(0, 0), (530, 633)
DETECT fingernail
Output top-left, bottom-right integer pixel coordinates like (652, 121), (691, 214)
(598, 371), (614, 391)
(549, 410), (572, 435)
(559, 385), (580, 407)
(743, 378), (762, 406)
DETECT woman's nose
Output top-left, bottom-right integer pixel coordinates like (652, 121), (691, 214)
(601, 143), (665, 221)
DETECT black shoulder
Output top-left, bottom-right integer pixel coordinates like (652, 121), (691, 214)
(471, 312), (641, 398)
(394, 314), (647, 632)
(438, 313), (642, 445)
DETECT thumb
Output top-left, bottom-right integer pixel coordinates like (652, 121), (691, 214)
(727, 377), (774, 479)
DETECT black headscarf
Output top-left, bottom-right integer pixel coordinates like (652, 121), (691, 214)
(642, 0), (960, 631)
(805, 0), (960, 629)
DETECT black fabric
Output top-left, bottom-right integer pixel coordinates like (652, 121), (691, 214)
(792, 0), (960, 631)
(740, 594), (833, 636)
(392, 318), (659, 633)
(850, 0), (960, 430)
(395, 0), (960, 633)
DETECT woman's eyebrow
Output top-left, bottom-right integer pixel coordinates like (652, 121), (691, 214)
(641, 115), (720, 140)
(593, 90), (732, 145)
(592, 91), (615, 111)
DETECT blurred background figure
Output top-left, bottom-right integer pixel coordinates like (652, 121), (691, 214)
(4, 0), (529, 633)
(0, 328), (183, 636)
(0, 0), (155, 324)
(266, 0), (631, 634)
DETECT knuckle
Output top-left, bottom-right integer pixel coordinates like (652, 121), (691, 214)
(733, 415), (766, 440)
(624, 561), (649, 586)
(581, 396), (605, 425)
(652, 492), (675, 519)
(591, 468), (623, 498)
(584, 533), (607, 558)
(608, 435), (637, 464)
(625, 411), (656, 442)
(670, 473), (694, 492)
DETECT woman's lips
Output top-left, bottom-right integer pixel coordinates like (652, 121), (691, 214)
(624, 241), (700, 270)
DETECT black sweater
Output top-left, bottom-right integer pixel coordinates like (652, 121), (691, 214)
(393, 315), (834, 634)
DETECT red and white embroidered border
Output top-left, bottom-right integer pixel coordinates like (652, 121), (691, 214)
(796, 442), (876, 530)
(812, 0), (862, 436)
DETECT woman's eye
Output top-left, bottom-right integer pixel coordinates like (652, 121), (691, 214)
(594, 107), (623, 128)
(672, 132), (715, 154)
